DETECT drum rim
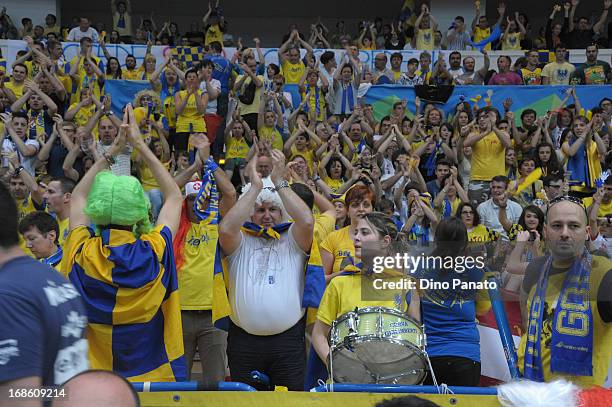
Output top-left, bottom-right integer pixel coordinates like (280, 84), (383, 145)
(334, 306), (423, 328)
(330, 337), (428, 384)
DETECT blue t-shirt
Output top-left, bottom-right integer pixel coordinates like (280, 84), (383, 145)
(426, 180), (441, 199)
(418, 265), (483, 361)
(0, 256), (89, 386)
(209, 54), (232, 94)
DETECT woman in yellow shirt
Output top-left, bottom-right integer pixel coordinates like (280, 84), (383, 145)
(175, 68), (208, 153)
(224, 112), (253, 185)
(133, 90), (169, 141)
(312, 212), (421, 371)
(456, 202), (499, 243)
(321, 185), (375, 282)
(318, 144), (354, 197)
(283, 122), (322, 174)
(64, 88), (98, 129)
(501, 15), (526, 51)
(135, 136), (171, 222)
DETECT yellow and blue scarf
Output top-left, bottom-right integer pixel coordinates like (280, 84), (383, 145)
(42, 246), (63, 269)
(523, 250), (594, 381)
(212, 221), (325, 330)
(194, 158), (220, 225)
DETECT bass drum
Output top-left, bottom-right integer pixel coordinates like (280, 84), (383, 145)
(329, 307), (427, 384)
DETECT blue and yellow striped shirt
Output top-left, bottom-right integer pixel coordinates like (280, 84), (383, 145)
(60, 224), (186, 382)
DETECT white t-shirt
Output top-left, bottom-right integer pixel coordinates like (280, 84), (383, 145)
(2, 138), (40, 176)
(477, 198), (522, 240)
(67, 27), (99, 42)
(448, 67), (465, 80)
(199, 78), (222, 115)
(226, 225), (307, 335)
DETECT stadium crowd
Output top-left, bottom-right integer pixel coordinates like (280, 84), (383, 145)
(0, 0), (611, 402)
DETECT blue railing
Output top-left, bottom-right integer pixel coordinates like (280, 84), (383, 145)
(132, 381), (257, 392)
(312, 383), (498, 395)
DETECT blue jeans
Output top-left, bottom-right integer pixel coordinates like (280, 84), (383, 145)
(146, 189), (163, 223)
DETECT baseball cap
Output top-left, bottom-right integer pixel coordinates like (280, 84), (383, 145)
(185, 181), (202, 197)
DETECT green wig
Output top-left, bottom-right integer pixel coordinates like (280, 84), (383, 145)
(84, 171), (152, 237)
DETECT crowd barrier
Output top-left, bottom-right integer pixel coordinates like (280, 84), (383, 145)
(134, 381), (502, 407)
(2, 39), (612, 73)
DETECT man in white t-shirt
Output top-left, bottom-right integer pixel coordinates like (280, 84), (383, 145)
(198, 59), (222, 145)
(477, 176), (522, 240)
(0, 112), (40, 176)
(67, 17), (99, 42)
(218, 150), (314, 391)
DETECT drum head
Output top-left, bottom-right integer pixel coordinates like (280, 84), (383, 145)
(331, 337), (427, 384)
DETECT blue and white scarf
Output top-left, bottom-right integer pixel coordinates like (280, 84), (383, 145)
(523, 250), (594, 381)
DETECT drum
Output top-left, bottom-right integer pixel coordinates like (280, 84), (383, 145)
(329, 307), (427, 384)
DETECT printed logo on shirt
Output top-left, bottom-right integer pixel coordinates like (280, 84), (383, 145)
(61, 312), (87, 338)
(0, 339), (19, 365)
(53, 339), (89, 385)
(187, 233), (212, 247)
(556, 69), (569, 81)
(44, 280), (80, 307)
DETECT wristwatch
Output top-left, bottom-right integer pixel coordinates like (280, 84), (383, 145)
(275, 180), (290, 191)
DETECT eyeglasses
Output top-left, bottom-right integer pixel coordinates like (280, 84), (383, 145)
(547, 184), (563, 189)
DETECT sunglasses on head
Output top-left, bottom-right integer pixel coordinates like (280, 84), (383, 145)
(547, 194), (588, 217)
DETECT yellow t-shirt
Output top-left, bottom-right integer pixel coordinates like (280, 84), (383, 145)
(122, 66), (145, 81)
(58, 216), (69, 247)
(518, 256), (612, 387)
(5, 81), (25, 99)
(68, 56), (101, 77)
(281, 60), (306, 85)
(178, 222), (218, 310)
(300, 85), (326, 122)
(467, 224), (499, 243)
(67, 102), (97, 129)
(235, 74), (264, 115)
(322, 176), (344, 195)
(139, 161), (170, 191)
(176, 90), (207, 133)
(583, 198), (612, 218)
(502, 32), (522, 51)
(162, 95), (176, 129)
(225, 136), (249, 159)
(542, 62), (576, 85)
(258, 125), (283, 151)
(520, 68), (543, 85)
(473, 27), (492, 51)
(320, 226), (354, 274)
(317, 273), (406, 326)
(290, 145), (315, 173)
(314, 213), (336, 245)
(471, 131), (506, 182)
(75, 72), (104, 104)
(205, 24), (224, 46)
(24, 61), (41, 80)
(416, 28), (434, 51)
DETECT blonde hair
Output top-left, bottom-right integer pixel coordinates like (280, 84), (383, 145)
(133, 89), (161, 110)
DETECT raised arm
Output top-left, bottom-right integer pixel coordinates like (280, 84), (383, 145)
(69, 121), (127, 230)
(270, 149), (314, 251)
(594, 1), (611, 34)
(219, 155), (263, 254)
(278, 30), (297, 64)
(126, 104), (182, 235)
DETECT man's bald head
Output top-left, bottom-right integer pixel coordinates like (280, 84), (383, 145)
(544, 199), (590, 261)
(53, 370), (140, 407)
